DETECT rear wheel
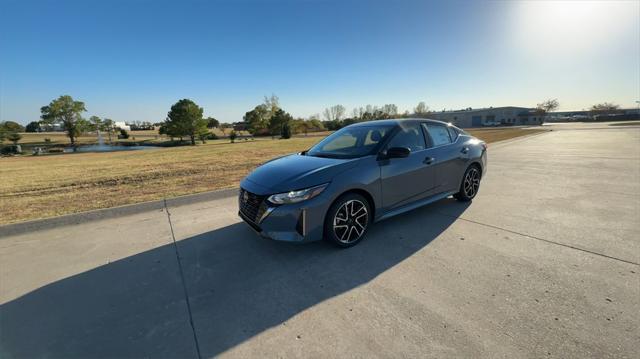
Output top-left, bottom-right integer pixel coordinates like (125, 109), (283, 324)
(454, 165), (481, 201)
(324, 193), (371, 248)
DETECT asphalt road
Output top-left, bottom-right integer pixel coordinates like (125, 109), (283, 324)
(1, 123), (639, 358)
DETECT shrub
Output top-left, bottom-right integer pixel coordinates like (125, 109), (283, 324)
(229, 131), (237, 143)
(281, 122), (292, 139)
(119, 129), (130, 139)
(7, 132), (22, 144)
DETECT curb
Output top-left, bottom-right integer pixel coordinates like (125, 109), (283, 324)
(0, 188), (238, 237)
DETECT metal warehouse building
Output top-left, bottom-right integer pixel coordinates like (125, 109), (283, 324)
(431, 106), (543, 128)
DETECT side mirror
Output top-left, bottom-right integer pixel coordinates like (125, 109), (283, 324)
(385, 147), (411, 158)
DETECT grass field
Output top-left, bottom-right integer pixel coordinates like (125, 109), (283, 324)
(5, 129), (253, 147)
(0, 128), (547, 225)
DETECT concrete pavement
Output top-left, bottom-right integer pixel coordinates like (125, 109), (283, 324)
(1, 123), (639, 358)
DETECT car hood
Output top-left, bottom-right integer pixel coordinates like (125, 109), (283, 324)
(241, 154), (357, 194)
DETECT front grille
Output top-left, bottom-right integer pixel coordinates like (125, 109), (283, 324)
(239, 188), (268, 224)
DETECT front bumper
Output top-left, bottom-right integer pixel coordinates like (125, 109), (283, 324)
(238, 187), (331, 242)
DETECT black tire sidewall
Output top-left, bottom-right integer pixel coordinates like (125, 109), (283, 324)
(455, 165), (481, 201)
(324, 193), (372, 248)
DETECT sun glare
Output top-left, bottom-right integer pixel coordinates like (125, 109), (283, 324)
(509, 0), (638, 57)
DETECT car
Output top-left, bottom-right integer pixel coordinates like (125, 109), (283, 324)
(238, 118), (487, 247)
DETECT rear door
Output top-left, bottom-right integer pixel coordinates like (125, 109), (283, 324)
(379, 123), (437, 209)
(422, 123), (467, 192)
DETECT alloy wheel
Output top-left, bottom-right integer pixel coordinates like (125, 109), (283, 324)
(333, 199), (368, 244)
(463, 167), (480, 198)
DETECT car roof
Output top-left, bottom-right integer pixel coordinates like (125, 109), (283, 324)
(347, 118), (452, 128)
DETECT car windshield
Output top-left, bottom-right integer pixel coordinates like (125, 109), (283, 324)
(307, 125), (393, 159)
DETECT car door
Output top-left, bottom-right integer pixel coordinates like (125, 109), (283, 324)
(422, 123), (467, 192)
(379, 122), (437, 209)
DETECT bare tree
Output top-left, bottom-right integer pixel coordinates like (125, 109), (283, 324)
(382, 104), (398, 117)
(535, 98), (559, 123)
(414, 101), (430, 116)
(323, 105), (346, 122)
(263, 94), (280, 117)
(591, 102), (620, 114)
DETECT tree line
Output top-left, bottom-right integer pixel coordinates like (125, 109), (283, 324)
(1, 94), (630, 148)
(241, 98), (435, 135)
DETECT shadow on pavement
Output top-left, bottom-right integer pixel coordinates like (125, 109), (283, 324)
(0, 198), (469, 358)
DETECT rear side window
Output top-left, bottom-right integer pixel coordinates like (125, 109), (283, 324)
(423, 124), (452, 147)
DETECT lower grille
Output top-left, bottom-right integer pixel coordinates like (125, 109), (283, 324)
(239, 188), (268, 224)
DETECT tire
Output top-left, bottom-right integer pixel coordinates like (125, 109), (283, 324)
(324, 193), (372, 248)
(454, 165), (482, 202)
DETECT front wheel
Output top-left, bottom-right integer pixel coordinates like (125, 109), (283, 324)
(454, 165), (481, 201)
(324, 193), (371, 248)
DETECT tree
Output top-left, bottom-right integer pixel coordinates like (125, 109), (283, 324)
(206, 117), (219, 128)
(2, 121), (24, 132)
(281, 121), (292, 139)
(264, 94), (280, 116)
(591, 102), (620, 114)
(309, 118), (324, 131)
(40, 95), (87, 146)
(7, 132), (22, 145)
(244, 104), (271, 135)
(165, 99), (206, 145)
(197, 128), (210, 144)
(414, 101), (430, 117)
(534, 99), (559, 124)
(89, 116), (103, 132)
(323, 105), (346, 122)
(229, 130), (237, 143)
(382, 104), (398, 117)
(103, 118), (115, 143)
(25, 121), (40, 132)
(269, 108), (293, 137)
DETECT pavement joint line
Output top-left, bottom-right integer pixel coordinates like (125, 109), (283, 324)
(436, 211), (640, 266)
(163, 198), (203, 359)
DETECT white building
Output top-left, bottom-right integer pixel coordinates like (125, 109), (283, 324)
(114, 121), (131, 131)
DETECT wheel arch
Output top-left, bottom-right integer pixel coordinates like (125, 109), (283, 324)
(469, 160), (483, 175)
(323, 188), (376, 228)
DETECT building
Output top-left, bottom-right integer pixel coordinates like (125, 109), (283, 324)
(232, 122), (247, 131)
(430, 106), (543, 128)
(114, 121), (130, 131)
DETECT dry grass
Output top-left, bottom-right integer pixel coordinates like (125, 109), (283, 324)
(2, 129), (254, 146)
(0, 128), (547, 225)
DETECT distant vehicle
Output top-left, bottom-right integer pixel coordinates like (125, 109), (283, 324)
(238, 119), (487, 247)
(483, 120), (500, 127)
(570, 115), (591, 121)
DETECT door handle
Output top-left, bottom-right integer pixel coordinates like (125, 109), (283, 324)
(423, 157), (435, 165)
(460, 147), (469, 154)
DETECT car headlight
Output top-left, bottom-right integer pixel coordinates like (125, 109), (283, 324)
(267, 183), (329, 205)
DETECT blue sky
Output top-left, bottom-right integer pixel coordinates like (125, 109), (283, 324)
(1, 0), (638, 124)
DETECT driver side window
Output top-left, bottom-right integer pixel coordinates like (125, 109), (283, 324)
(386, 123), (426, 152)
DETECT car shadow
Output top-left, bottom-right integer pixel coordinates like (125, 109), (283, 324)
(0, 198), (470, 358)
